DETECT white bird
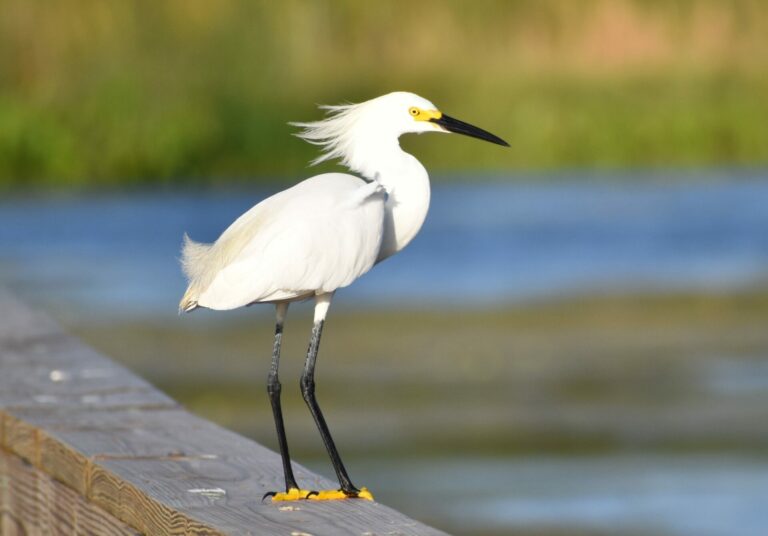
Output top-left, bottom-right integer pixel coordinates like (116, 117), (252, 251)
(179, 91), (508, 502)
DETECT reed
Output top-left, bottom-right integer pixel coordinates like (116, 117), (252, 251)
(2, 0), (767, 187)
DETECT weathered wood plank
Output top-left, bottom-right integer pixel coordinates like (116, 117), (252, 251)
(0, 290), (448, 536)
(0, 447), (139, 536)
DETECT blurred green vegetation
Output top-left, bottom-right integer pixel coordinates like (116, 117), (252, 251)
(2, 0), (768, 188)
(73, 290), (768, 458)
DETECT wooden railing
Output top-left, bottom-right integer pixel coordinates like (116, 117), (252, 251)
(0, 291), (446, 535)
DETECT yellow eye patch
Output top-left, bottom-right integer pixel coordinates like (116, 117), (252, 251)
(409, 107), (442, 122)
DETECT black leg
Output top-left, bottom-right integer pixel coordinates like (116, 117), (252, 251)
(266, 305), (300, 492)
(300, 319), (359, 494)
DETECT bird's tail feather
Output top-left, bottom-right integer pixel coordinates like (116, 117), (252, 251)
(181, 233), (213, 279)
(178, 288), (199, 313)
(179, 233), (213, 313)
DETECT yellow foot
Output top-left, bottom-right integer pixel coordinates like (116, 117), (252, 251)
(266, 488), (315, 502)
(308, 487), (374, 501)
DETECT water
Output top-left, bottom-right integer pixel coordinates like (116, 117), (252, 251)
(328, 454), (768, 536)
(1, 173), (767, 316)
(2, 173), (768, 535)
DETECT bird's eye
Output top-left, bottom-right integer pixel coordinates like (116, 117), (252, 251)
(409, 107), (420, 117)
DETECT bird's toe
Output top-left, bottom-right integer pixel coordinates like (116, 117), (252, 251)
(266, 488), (316, 502)
(308, 487), (374, 501)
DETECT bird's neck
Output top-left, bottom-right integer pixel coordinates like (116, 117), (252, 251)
(356, 143), (430, 262)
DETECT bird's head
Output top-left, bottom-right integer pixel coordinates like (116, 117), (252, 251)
(380, 92), (509, 147)
(292, 91), (508, 173)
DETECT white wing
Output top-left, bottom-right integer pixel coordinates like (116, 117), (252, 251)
(181, 173), (385, 311)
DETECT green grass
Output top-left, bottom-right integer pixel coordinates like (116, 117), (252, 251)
(70, 290), (768, 458)
(2, 1), (768, 188)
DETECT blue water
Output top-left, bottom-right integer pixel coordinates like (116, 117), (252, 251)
(2, 174), (768, 536)
(343, 454), (768, 536)
(1, 173), (767, 315)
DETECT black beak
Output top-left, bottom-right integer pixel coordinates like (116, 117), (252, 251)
(430, 114), (509, 147)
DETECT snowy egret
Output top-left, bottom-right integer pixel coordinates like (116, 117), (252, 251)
(179, 91), (508, 501)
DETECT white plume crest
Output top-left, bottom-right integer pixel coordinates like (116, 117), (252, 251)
(290, 102), (369, 169)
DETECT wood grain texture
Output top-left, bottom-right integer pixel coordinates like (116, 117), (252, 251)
(0, 447), (139, 536)
(0, 290), (448, 536)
